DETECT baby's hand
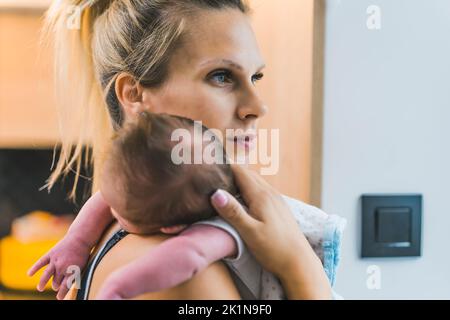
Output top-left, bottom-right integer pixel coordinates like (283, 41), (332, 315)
(27, 233), (92, 300)
(95, 267), (137, 300)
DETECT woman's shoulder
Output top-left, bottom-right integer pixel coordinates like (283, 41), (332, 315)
(88, 229), (240, 300)
(281, 194), (346, 288)
(281, 194), (347, 229)
(281, 194), (328, 217)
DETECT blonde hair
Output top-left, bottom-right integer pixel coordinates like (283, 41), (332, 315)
(43, 0), (249, 200)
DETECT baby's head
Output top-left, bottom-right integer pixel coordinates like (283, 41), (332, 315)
(100, 111), (237, 234)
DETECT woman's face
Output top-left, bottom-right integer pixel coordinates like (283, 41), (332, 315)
(139, 9), (267, 151)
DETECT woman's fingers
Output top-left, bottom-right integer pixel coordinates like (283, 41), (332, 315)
(230, 164), (259, 198)
(37, 264), (55, 292)
(27, 254), (50, 277)
(211, 189), (259, 235)
(230, 164), (277, 221)
(231, 165), (274, 200)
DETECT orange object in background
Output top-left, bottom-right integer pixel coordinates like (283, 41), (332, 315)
(0, 211), (73, 291)
(11, 211), (73, 243)
(0, 236), (58, 291)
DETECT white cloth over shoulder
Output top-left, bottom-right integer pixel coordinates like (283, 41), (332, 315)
(195, 194), (346, 300)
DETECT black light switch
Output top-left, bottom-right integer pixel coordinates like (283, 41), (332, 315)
(376, 207), (411, 244)
(362, 194), (422, 257)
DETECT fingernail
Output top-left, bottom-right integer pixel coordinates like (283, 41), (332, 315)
(211, 189), (228, 208)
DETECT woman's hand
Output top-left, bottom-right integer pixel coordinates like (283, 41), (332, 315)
(210, 165), (332, 300)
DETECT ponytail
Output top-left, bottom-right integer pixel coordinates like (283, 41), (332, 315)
(43, 0), (250, 201)
(43, 0), (113, 199)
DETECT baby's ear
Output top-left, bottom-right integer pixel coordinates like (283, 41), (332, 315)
(160, 225), (188, 234)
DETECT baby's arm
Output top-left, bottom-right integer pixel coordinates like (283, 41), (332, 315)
(64, 191), (114, 246)
(96, 224), (237, 299)
(28, 191), (114, 299)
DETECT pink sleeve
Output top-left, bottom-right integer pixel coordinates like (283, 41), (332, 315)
(153, 224), (238, 286)
(178, 224), (238, 264)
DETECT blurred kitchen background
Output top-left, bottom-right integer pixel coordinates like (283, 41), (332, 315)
(0, 0), (449, 299)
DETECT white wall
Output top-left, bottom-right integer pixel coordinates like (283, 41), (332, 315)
(321, 0), (450, 299)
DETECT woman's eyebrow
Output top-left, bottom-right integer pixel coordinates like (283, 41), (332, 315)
(199, 59), (266, 72)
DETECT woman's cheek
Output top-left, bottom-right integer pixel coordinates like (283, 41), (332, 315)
(156, 84), (236, 131)
(199, 95), (237, 128)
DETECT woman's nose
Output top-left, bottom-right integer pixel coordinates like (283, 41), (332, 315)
(236, 87), (268, 121)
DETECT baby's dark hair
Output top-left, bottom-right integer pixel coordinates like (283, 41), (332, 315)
(102, 111), (237, 232)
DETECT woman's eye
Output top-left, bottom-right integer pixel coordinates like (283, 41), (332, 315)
(252, 72), (264, 84)
(209, 70), (233, 86)
(208, 70), (264, 87)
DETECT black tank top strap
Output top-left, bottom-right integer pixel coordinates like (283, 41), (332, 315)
(76, 229), (129, 300)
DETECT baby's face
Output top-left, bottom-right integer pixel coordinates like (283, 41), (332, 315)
(99, 182), (146, 234)
(111, 208), (187, 235)
(109, 208), (141, 234)
(109, 205), (164, 235)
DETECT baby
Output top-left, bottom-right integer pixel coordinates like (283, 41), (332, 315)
(29, 111), (343, 300)
(100, 111), (239, 235)
(29, 111), (269, 299)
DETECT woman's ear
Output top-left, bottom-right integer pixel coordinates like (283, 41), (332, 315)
(115, 73), (147, 118)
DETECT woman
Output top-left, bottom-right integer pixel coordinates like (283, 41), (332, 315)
(45, 0), (341, 299)
(72, 164), (324, 300)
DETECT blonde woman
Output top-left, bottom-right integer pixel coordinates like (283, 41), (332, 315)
(33, 0), (344, 300)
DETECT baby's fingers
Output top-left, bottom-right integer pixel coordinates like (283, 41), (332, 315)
(27, 254), (50, 277)
(56, 277), (70, 300)
(37, 264), (55, 292)
(52, 269), (65, 291)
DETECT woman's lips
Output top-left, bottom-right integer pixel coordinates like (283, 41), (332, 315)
(227, 134), (257, 151)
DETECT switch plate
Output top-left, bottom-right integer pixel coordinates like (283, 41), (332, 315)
(361, 194), (422, 257)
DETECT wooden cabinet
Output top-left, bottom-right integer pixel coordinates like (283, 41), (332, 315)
(249, 0), (323, 203)
(0, 11), (59, 148)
